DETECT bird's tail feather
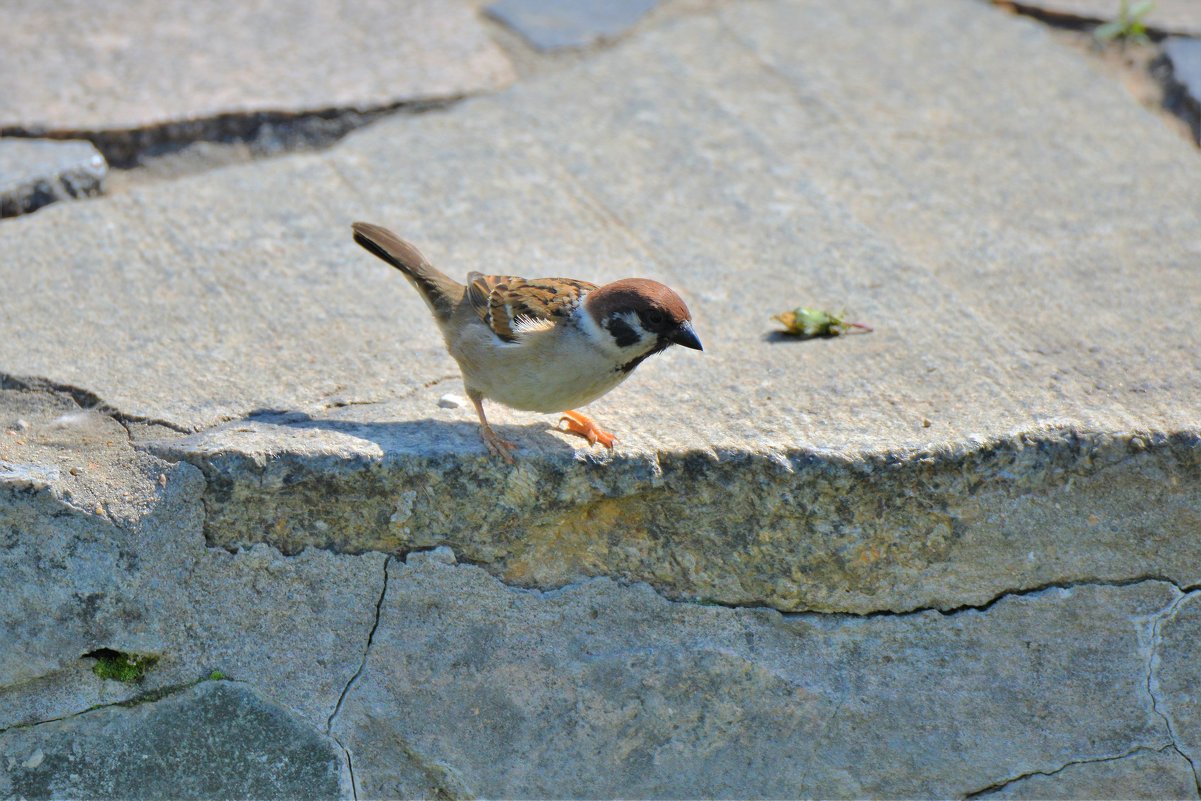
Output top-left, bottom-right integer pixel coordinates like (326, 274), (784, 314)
(351, 222), (463, 321)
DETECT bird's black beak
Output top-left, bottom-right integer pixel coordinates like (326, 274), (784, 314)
(669, 321), (703, 351)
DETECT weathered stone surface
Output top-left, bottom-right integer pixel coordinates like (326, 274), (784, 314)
(1166, 37), (1201, 107)
(977, 747), (1200, 799)
(486, 0), (661, 50)
(0, 387), (384, 733)
(0, 138), (106, 217)
(332, 553), (1178, 799)
(0, 681), (345, 800)
(0, 0), (514, 135)
(1011, 0), (1201, 36)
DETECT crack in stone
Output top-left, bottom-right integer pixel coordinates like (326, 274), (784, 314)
(0, 676), (219, 736)
(335, 739), (359, 801)
(326, 555), (390, 736)
(962, 743), (1181, 799)
(1, 97), (463, 170)
(841, 575), (1201, 620)
(400, 547), (1200, 623)
(1146, 588), (1201, 794)
(0, 372), (191, 434)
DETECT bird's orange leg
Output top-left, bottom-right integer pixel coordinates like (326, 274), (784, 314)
(558, 410), (617, 449)
(468, 391), (516, 463)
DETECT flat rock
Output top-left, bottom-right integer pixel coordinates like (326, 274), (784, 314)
(1011, 0), (1201, 36)
(0, 682), (346, 800)
(1165, 37), (1201, 107)
(0, 138), (106, 217)
(2, 0), (1198, 444)
(0, 0), (514, 135)
(2, 0), (1191, 444)
(486, 0), (661, 50)
(333, 554), (1178, 799)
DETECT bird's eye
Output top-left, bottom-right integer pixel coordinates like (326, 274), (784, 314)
(645, 310), (665, 328)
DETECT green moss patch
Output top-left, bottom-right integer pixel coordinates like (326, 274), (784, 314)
(85, 649), (160, 683)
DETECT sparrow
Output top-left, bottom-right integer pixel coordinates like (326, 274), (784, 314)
(351, 222), (703, 462)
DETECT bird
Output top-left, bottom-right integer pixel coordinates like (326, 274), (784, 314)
(350, 222), (703, 462)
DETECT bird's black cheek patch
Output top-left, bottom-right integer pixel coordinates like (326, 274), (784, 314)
(605, 316), (641, 348)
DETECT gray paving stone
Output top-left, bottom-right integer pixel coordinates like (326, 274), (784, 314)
(486, 0), (661, 50)
(0, 682), (345, 800)
(0, 138), (106, 217)
(1013, 0), (1201, 36)
(0, 0), (514, 135)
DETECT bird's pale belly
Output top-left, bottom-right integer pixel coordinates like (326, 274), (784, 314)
(448, 327), (633, 413)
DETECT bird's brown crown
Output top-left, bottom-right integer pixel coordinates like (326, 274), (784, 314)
(585, 278), (692, 328)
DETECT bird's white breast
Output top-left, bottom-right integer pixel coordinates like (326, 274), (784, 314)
(445, 305), (636, 413)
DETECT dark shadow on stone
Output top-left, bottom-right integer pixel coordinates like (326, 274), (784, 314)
(243, 407), (584, 462)
(761, 330), (842, 344)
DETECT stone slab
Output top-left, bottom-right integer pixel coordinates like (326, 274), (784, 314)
(0, 138), (107, 217)
(977, 747), (1200, 800)
(333, 552), (1178, 799)
(0, 681), (346, 800)
(1012, 0), (1201, 36)
(1166, 37), (1201, 106)
(1, 0), (1197, 442)
(0, 0), (514, 135)
(486, 0), (661, 50)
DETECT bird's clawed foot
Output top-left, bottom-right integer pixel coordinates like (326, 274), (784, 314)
(558, 410), (617, 450)
(479, 424), (518, 464)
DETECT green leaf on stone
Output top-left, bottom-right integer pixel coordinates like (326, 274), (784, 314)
(1094, 0), (1155, 43)
(772, 307), (873, 338)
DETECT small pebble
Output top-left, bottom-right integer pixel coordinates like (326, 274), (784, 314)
(69, 466), (81, 476)
(94, 503), (105, 516)
(438, 393), (466, 409)
(23, 748), (44, 769)
(16, 419), (30, 431)
(158, 473), (168, 488)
